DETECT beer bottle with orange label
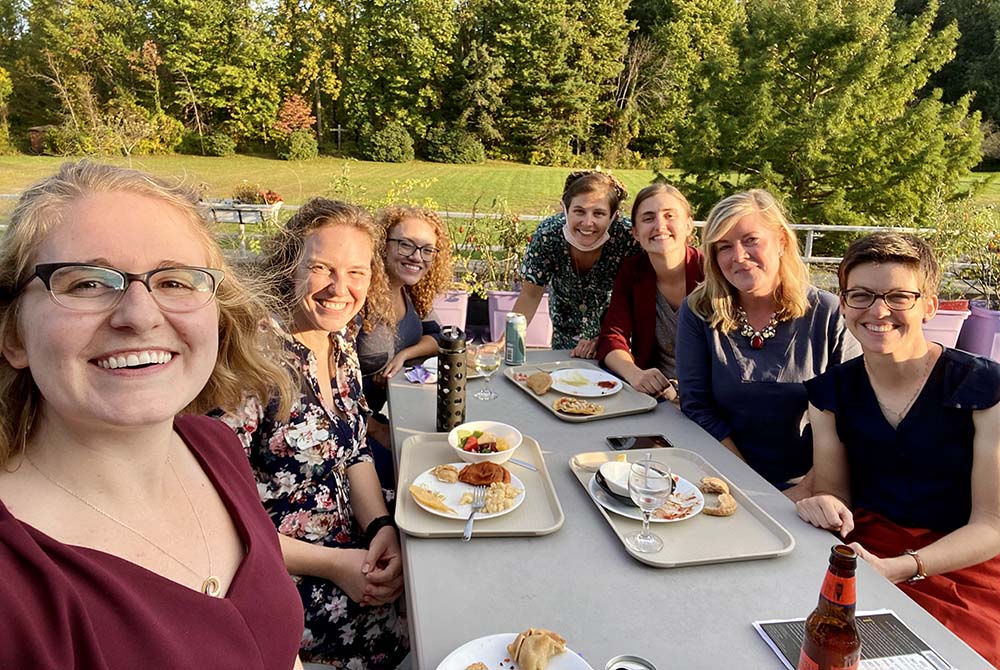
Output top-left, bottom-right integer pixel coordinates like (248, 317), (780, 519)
(797, 545), (862, 670)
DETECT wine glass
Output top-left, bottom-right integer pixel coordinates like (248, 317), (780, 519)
(625, 459), (675, 553)
(473, 342), (501, 401)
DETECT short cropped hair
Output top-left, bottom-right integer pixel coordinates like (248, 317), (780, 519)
(838, 232), (941, 295)
(687, 189), (810, 332)
(0, 161), (296, 466)
(259, 197), (391, 334)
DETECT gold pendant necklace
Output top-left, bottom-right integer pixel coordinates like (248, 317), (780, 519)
(26, 453), (222, 597)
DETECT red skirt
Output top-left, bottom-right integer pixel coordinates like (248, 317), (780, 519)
(845, 509), (1000, 668)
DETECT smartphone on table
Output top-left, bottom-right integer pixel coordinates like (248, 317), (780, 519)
(605, 434), (675, 450)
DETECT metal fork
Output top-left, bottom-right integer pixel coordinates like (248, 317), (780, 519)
(462, 486), (487, 542)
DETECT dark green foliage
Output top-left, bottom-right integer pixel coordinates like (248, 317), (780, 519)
(278, 129), (319, 161)
(424, 126), (486, 164)
(359, 122), (415, 163)
(202, 132), (237, 157)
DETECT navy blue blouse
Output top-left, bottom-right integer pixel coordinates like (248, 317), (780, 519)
(806, 347), (1000, 533)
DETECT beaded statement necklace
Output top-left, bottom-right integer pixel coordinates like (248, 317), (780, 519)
(736, 308), (779, 350)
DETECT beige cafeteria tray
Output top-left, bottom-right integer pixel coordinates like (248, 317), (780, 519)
(569, 448), (795, 568)
(395, 432), (564, 538)
(502, 360), (657, 422)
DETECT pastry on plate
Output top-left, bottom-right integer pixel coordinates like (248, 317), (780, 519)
(506, 628), (567, 670)
(458, 461), (510, 486)
(465, 664), (488, 670)
(526, 371), (553, 395)
(431, 464), (460, 483)
(408, 484), (456, 514)
(552, 396), (604, 416)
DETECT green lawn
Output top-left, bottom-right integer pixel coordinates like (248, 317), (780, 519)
(0, 155), (660, 216)
(1, 154), (996, 216)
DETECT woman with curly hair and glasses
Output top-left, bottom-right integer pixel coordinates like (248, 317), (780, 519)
(220, 199), (407, 669)
(357, 206), (453, 457)
(512, 170), (640, 357)
(0, 161), (305, 670)
(676, 189), (859, 496)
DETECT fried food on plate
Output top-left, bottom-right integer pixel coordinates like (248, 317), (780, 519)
(431, 464), (459, 483)
(526, 371), (553, 395)
(465, 664), (488, 670)
(458, 461), (510, 486)
(699, 476), (730, 495)
(703, 492), (738, 517)
(408, 484), (456, 514)
(507, 628), (567, 670)
(552, 396), (604, 416)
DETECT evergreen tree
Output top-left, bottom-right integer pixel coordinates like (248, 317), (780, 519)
(664, 0), (981, 230)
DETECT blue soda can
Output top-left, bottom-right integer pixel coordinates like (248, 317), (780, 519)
(504, 312), (527, 365)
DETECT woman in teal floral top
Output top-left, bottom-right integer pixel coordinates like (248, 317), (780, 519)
(222, 199), (407, 668)
(513, 171), (640, 355)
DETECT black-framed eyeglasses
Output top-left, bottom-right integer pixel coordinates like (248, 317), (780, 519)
(388, 238), (439, 262)
(841, 288), (922, 311)
(18, 263), (225, 313)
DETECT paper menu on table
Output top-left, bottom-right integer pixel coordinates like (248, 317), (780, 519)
(753, 609), (952, 670)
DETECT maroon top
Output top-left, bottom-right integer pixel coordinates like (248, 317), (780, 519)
(597, 247), (705, 367)
(0, 415), (304, 670)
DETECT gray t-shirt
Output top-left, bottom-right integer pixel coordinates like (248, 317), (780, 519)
(653, 291), (679, 379)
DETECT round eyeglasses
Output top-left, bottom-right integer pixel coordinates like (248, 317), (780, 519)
(388, 238), (439, 262)
(841, 288), (921, 311)
(18, 263), (225, 313)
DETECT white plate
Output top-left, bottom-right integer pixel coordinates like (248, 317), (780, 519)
(410, 463), (525, 520)
(423, 356), (483, 379)
(436, 633), (593, 670)
(587, 474), (704, 523)
(549, 368), (623, 397)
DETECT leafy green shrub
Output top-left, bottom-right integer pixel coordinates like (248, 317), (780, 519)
(203, 132), (236, 157)
(424, 126), (485, 164)
(136, 113), (184, 155)
(278, 129), (318, 160)
(43, 125), (97, 155)
(359, 122), (414, 163)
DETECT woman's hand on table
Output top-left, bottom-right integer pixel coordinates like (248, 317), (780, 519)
(361, 527), (404, 605)
(376, 352), (409, 383)
(796, 493), (854, 538)
(627, 368), (672, 395)
(570, 337), (598, 359)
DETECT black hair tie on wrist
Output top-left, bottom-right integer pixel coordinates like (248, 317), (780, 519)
(364, 515), (397, 546)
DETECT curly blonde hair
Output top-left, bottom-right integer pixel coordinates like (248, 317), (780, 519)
(259, 198), (391, 335)
(687, 189), (810, 332)
(0, 161), (297, 467)
(370, 205), (453, 324)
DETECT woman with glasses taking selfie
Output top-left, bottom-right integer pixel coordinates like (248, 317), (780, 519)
(797, 233), (1000, 665)
(357, 206), (453, 463)
(0, 162), (305, 669)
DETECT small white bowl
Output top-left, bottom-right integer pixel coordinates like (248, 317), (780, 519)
(448, 421), (523, 464)
(598, 461), (632, 497)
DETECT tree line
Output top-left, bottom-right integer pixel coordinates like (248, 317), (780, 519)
(0, 0), (996, 228)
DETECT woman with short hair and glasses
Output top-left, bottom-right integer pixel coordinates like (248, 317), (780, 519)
(676, 190), (860, 496)
(0, 161), (305, 669)
(220, 198), (408, 669)
(797, 232), (1000, 665)
(356, 206), (453, 467)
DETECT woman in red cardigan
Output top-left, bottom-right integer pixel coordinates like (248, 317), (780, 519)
(597, 183), (704, 398)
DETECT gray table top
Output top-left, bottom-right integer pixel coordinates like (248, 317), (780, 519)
(388, 350), (991, 670)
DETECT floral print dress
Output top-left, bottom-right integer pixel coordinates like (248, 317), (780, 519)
(222, 328), (408, 669)
(520, 212), (640, 349)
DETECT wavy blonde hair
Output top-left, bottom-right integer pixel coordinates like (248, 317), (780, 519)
(0, 161), (296, 467)
(687, 189), (810, 332)
(370, 205), (453, 324)
(259, 198), (391, 335)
